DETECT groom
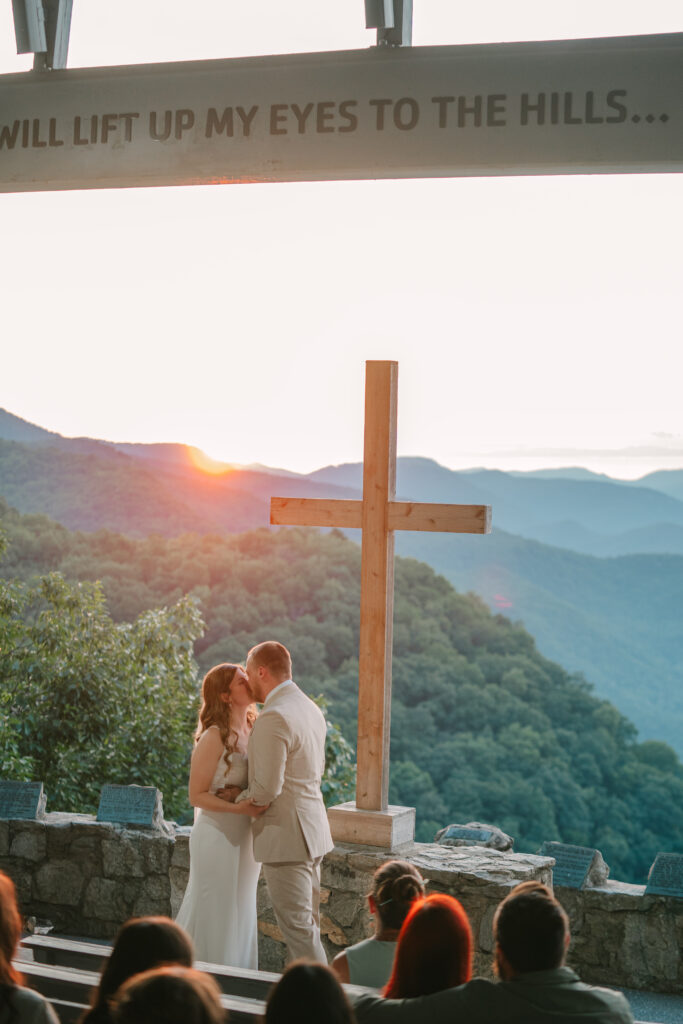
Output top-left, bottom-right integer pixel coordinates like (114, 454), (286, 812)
(234, 640), (334, 963)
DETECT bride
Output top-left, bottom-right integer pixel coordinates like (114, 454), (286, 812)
(176, 663), (265, 968)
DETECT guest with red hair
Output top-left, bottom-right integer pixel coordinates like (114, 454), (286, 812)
(0, 870), (58, 1023)
(384, 893), (472, 1000)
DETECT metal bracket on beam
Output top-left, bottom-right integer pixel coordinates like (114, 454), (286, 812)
(365, 0), (412, 47)
(12, 0), (47, 54)
(11, 0), (73, 70)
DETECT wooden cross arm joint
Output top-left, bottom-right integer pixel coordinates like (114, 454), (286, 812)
(270, 496), (491, 534)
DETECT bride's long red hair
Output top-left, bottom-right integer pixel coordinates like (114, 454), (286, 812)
(195, 663), (257, 769)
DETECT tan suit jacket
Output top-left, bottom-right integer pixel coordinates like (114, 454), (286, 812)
(238, 681), (334, 864)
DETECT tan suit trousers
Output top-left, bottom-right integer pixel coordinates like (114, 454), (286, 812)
(263, 857), (327, 963)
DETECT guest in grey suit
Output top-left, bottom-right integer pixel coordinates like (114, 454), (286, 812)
(234, 640), (334, 963)
(353, 881), (633, 1024)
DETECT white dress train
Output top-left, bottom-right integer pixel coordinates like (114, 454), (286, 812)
(176, 741), (260, 968)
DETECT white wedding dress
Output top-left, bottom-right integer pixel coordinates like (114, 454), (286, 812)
(176, 738), (260, 968)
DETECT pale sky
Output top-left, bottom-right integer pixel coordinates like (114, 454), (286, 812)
(1, 1), (682, 479)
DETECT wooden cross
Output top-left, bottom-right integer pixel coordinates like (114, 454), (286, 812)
(271, 361), (491, 820)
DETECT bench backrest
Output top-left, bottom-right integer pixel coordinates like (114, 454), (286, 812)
(22, 934), (280, 998)
(15, 958), (265, 1023)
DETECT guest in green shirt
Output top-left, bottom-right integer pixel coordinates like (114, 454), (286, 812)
(331, 861), (425, 990)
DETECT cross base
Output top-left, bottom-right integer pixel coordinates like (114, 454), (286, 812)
(327, 802), (415, 851)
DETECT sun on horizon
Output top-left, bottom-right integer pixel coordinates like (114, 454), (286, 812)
(186, 446), (238, 476)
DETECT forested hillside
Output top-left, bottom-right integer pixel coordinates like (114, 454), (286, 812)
(396, 529), (683, 756)
(1, 499), (681, 885)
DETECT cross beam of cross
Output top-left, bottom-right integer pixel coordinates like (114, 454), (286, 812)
(271, 360), (491, 811)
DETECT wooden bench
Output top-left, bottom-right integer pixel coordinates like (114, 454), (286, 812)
(15, 959), (266, 1024)
(22, 934), (280, 999)
(22, 933), (370, 1003)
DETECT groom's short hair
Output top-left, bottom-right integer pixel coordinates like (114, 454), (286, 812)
(248, 641), (292, 680)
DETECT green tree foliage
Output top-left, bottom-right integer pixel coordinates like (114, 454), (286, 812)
(1, 501), (682, 882)
(0, 561), (203, 819)
(315, 695), (357, 809)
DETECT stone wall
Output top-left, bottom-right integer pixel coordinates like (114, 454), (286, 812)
(0, 813), (177, 939)
(2, 813), (682, 994)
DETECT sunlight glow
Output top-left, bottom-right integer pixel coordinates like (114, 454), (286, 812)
(186, 447), (236, 476)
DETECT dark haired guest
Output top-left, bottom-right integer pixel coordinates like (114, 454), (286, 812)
(0, 870), (58, 1024)
(79, 917), (193, 1024)
(332, 861), (425, 989)
(111, 966), (224, 1024)
(266, 961), (356, 1024)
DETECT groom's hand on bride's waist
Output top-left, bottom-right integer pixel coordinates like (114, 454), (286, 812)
(215, 785), (242, 803)
(215, 787), (270, 817)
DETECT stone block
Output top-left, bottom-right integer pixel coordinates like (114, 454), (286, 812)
(623, 912), (680, 984)
(323, 853), (376, 896)
(139, 835), (171, 875)
(320, 913), (348, 947)
(258, 919), (284, 943)
(83, 877), (129, 921)
(472, 948), (495, 980)
(69, 835), (100, 867)
(0, 822), (9, 857)
(35, 860), (84, 906)
(46, 821), (73, 856)
(257, 877), (273, 917)
(102, 838), (145, 879)
(69, 818), (114, 841)
(169, 867), (188, 919)
(257, 930), (286, 973)
(171, 835), (190, 870)
(132, 875), (171, 917)
(328, 890), (367, 929)
(408, 845), (554, 891)
(10, 822), (46, 862)
(1, 864), (32, 904)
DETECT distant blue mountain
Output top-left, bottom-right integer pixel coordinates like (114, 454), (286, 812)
(631, 469), (683, 503)
(311, 457), (683, 556)
(508, 467), (615, 482)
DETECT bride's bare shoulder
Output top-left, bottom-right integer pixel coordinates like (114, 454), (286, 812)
(194, 726), (223, 752)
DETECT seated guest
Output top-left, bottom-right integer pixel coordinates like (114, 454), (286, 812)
(266, 961), (356, 1024)
(79, 917), (193, 1024)
(353, 881), (633, 1024)
(332, 861), (425, 989)
(111, 966), (224, 1024)
(0, 870), (58, 1024)
(384, 893), (472, 998)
